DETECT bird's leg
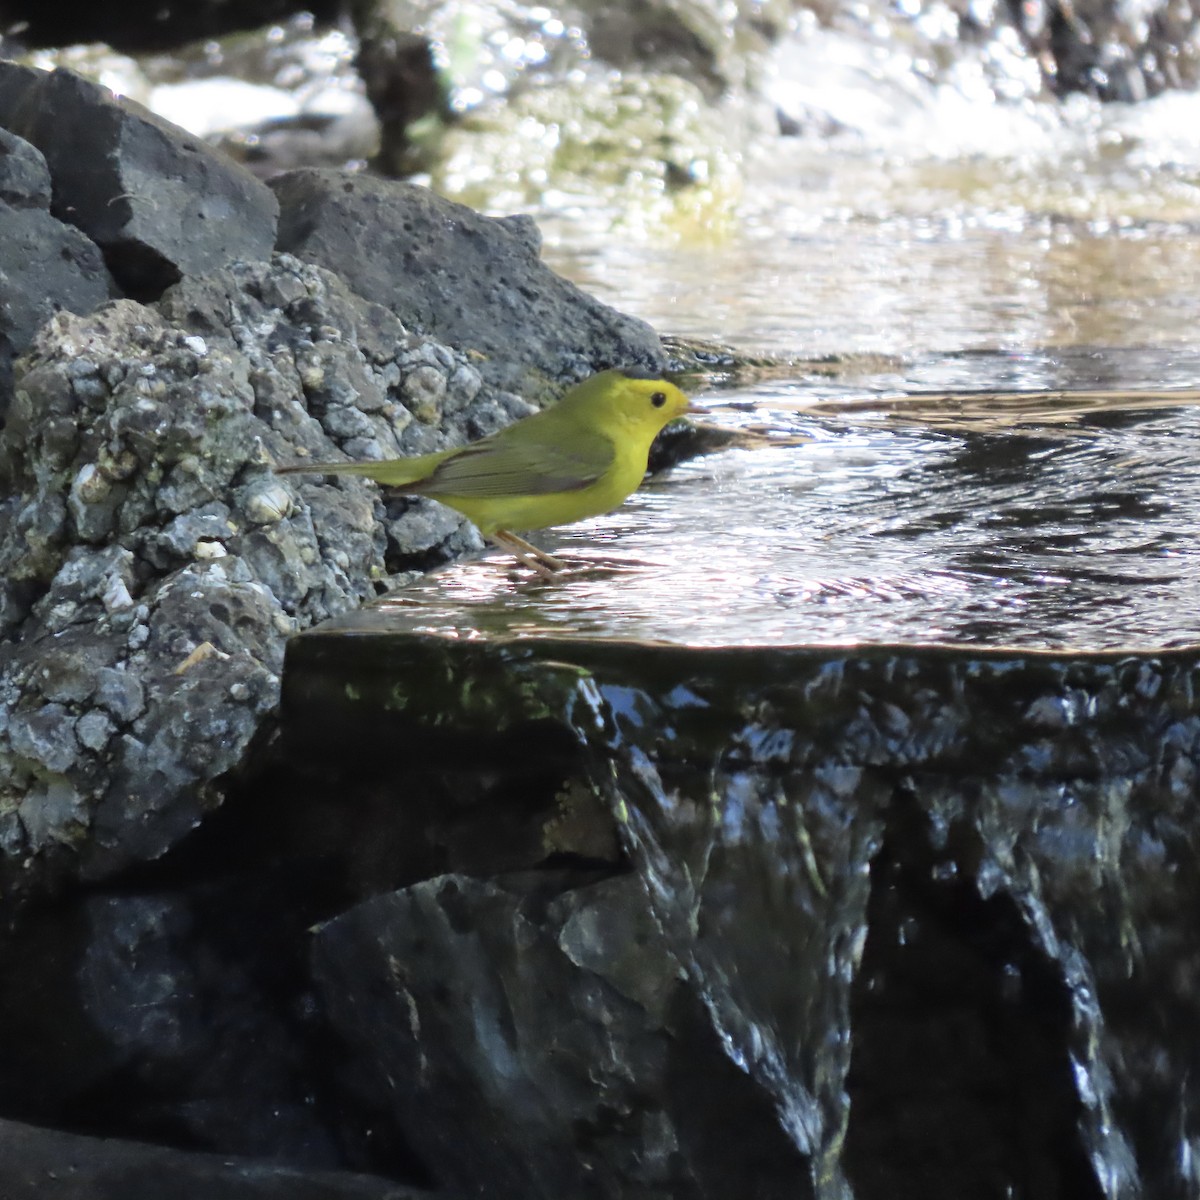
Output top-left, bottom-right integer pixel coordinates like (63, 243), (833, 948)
(490, 530), (566, 578)
(499, 530), (566, 572)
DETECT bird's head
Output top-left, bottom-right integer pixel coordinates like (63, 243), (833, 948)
(589, 367), (693, 436)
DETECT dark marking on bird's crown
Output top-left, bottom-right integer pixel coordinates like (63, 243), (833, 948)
(619, 366), (663, 381)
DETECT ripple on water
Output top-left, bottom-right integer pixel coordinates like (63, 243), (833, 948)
(362, 352), (1200, 653)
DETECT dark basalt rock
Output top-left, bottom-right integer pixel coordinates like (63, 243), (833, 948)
(270, 168), (666, 398)
(0, 879), (338, 1159)
(312, 872), (810, 1200)
(0, 63), (279, 300)
(0, 0), (342, 53)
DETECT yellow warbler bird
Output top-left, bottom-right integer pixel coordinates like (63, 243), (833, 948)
(276, 368), (692, 574)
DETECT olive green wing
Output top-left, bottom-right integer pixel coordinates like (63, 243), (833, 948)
(420, 420), (617, 499)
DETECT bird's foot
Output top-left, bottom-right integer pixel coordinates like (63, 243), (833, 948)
(490, 530), (566, 579)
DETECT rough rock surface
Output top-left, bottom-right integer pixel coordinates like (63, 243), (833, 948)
(0, 63), (279, 298)
(0, 254), (495, 893)
(271, 168), (665, 397)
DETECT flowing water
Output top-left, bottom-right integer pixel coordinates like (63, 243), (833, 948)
(122, 19), (1200, 652)
(376, 368), (1200, 650)
(373, 88), (1200, 652)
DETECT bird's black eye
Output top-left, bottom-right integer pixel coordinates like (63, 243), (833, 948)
(651, 391), (667, 408)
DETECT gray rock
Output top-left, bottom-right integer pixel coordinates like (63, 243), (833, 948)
(271, 169), (666, 398)
(0, 202), (115, 418)
(0, 254), (516, 892)
(0, 127), (50, 209)
(17, 778), (85, 851)
(74, 709), (115, 751)
(94, 667), (146, 724)
(7, 703), (78, 776)
(0, 63), (278, 299)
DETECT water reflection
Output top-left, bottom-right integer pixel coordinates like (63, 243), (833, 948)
(536, 88), (1200, 360)
(546, 217), (1200, 358)
(377, 71), (1200, 654)
(359, 354), (1200, 652)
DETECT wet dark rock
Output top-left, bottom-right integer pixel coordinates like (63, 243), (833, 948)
(0, 63), (279, 299)
(271, 169), (666, 397)
(282, 625), (1200, 1198)
(0, 881), (330, 1155)
(0, 0), (342, 53)
(1008, 0), (1200, 99)
(313, 872), (809, 1200)
(0, 1116), (424, 1200)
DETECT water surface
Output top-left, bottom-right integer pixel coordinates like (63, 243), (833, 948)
(364, 350), (1200, 651)
(344, 45), (1200, 649)
(426, 87), (1200, 653)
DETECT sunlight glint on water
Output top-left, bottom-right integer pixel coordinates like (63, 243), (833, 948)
(375, 362), (1200, 652)
(371, 75), (1200, 652)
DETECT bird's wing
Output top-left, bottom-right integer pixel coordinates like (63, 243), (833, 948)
(420, 421), (616, 498)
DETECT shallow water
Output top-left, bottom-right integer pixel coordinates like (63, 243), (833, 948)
(368, 73), (1200, 653)
(121, 20), (1200, 654)
(369, 350), (1200, 651)
(446, 92), (1200, 653)
(538, 116), (1200, 359)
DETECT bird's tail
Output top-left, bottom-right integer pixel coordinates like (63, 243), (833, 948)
(275, 451), (446, 490)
